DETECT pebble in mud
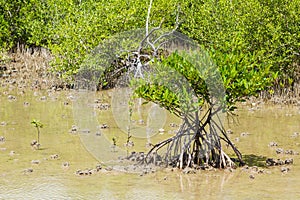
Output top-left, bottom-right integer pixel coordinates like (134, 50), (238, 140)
(158, 128), (165, 134)
(275, 148), (299, 155)
(124, 140), (134, 147)
(249, 174), (255, 179)
(70, 125), (78, 133)
(75, 164), (103, 175)
(0, 121), (7, 126)
(95, 131), (101, 136)
(241, 165), (265, 174)
(240, 132), (250, 137)
(31, 160), (40, 164)
(40, 96), (47, 101)
(266, 158), (293, 166)
(23, 168), (33, 174)
(75, 169), (93, 176)
(281, 167), (290, 173)
(276, 148), (284, 154)
(94, 102), (110, 110)
(291, 132), (299, 138)
(50, 154), (59, 159)
(62, 162), (70, 168)
(268, 141), (278, 147)
(138, 119), (144, 125)
(0, 136), (5, 142)
(285, 149), (299, 155)
(169, 123), (178, 128)
(100, 124), (109, 129)
(7, 95), (16, 100)
(30, 140), (40, 149)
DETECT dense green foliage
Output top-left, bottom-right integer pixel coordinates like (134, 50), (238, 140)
(1, 0), (299, 91)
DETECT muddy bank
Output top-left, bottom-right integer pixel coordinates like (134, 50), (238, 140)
(0, 51), (69, 91)
(1, 52), (300, 106)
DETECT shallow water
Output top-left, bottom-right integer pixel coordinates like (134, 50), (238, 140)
(0, 89), (300, 199)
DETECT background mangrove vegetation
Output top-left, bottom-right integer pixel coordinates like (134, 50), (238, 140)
(0, 0), (299, 97)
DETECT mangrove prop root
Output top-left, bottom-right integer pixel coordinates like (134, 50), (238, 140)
(145, 111), (243, 169)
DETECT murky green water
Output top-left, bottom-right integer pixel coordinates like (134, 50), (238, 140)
(0, 89), (300, 199)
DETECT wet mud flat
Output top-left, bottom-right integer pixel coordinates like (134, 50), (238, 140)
(1, 51), (300, 199)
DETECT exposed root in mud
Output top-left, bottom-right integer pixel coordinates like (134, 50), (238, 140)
(145, 108), (244, 170)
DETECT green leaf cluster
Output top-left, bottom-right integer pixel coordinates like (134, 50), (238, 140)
(0, 0), (299, 94)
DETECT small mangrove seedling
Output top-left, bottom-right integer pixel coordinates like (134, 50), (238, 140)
(31, 119), (44, 149)
(112, 137), (117, 152)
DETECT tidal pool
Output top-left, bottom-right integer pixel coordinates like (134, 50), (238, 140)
(0, 89), (299, 199)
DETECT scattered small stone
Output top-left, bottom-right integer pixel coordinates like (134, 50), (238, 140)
(24, 168), (33, 173)
(281, 166), (290, 173)
(226, 129), (233, 134)
(240, 132), (250, 137)
(183, 167), (196, 174)
(31, 160), (40, 164)
(50, 154), (59, 159)
(63, 101), (69, 105)
(7, 95), (16, 100)
(62, 162), (70, 168)
(94, 99), (101, 104)
(95, 131), (101, 136)
(241, 165), (249, 171)
(105, 166), (113, 171)
(70, 125), (78, 133)
(138, 119), (144, 125)
(95, 103), (110, 110)
(276, 159), (284, 165)
(76, 169), (93, 176)
(266, 158), (276, 166)
(100, 124), (109, 129)
(40, 96), (47, 101)
(0, 148), (6, 151)
(67, 95), (74, 100)
(0, 121), (7, 126)
(80, 129), (90, 134)
(285, 149), (299, 155)
(291, 132), (299, 138)
(266, 158), (293, 166)
(169, 123), (178, 128)
(258, 169), (265, 174)
(251, 166), (258, 172)
(9, 150), (15, 156)
(96, 164), (102, 171)
(124, 141), (134, 148)
(127, 151), (138, 162)
(268, 141), (278, 147)
(275, 148), (298, 155)
(0, 136), (5, 142)
(158, 128), (165, 134)
(249, 174), (255, 179)
(30, 140), (40, 149)
(276, 148), (284, 154)
(23, 102), (30, 106)
(145, 142), (153, 148)
(285, 158), (293, 165)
